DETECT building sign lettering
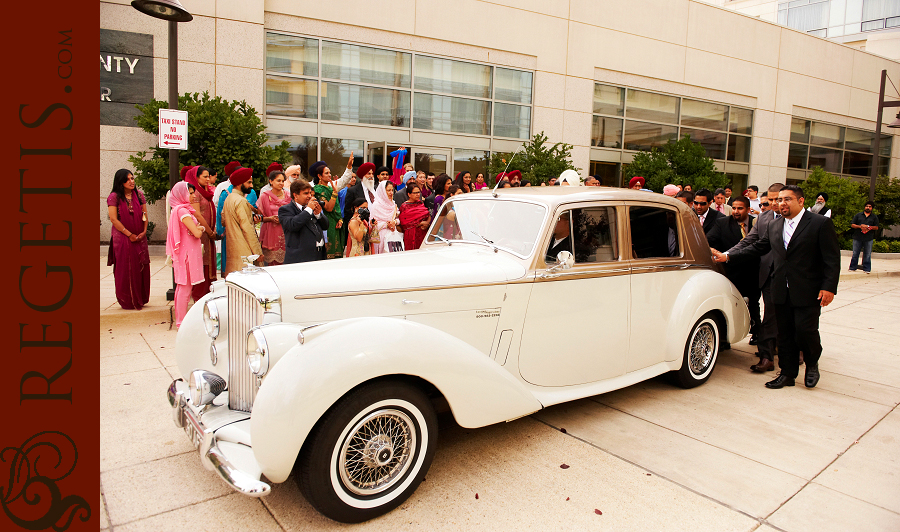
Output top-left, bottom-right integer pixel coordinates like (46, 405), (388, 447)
(99, 29), (153, 127)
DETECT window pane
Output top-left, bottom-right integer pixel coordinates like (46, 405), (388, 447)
(681, 128), (727, 160)
(320, 138), (364, 177)
(626, 89), (679, 124)
(791, 118), (810, 143)
(572, 207), (619, 262)
(413, 93), (491, 135)
(729, 107), (754, 134)
(321, 82), (410, 127)
(788, 143), (808, 169)
(321, 41), (411, 88)
(810, 122), (844, 148)
(808, 146), (843, 173)
(494, 68), (533, 104)
(623, 121), (678, 151)
(266, 134), (318, 180)
(591, 116), (623, 148)
(589, 161), (621, 187)
(787, 2), (829, 30)
(493, 102), (531, 139)
(414, 56), (491, 98)
(593, 84), (624, 116)
(414, 152), (447, 177)
(629, 206), (680, 259)
(845, 128), (876, 152)
(681, 99), (728, 131)
(454, 150), (489, 184)
(842, 150), (873, 176)
(266, 33), (317, 76)
(879, 156), (890, 175)
(728, 135), (752, 162)
(265, 76), (317, 118)
(880, 134), (893, 157)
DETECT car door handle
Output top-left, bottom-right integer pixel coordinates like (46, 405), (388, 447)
(402, 299), (422, 305)
(537, 272), (560, 279)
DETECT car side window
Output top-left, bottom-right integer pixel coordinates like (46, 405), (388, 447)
(629, 206), (679, 259)
(545, 211), (573, 263)
(572, 206), (618, 263)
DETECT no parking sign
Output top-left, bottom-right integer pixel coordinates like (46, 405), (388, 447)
(158, 108), (188, 150)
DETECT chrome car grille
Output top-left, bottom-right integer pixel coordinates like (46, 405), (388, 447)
(228, 284), (262, 412)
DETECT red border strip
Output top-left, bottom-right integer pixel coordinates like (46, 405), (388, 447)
(2, 1), (99, 530)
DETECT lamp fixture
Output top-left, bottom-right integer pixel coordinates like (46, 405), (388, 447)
(130, 0), (192, 22)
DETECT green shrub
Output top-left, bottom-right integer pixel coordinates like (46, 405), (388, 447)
(798, 167), (866, 235)
(838, 235), (853, 251)
(890, 241), (900, 253)
(873, 240), (890, 253)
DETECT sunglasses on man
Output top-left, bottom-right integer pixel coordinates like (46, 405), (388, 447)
(693, 200), (708, 206)
(760, 202), (769, 207)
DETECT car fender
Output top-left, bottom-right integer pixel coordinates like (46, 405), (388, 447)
(250, 316), (543, 484)
(664, 271), (750, 362)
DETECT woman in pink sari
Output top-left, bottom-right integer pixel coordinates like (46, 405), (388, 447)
(398, 184), (431, 251)
(368, 180), (399, 254)
(107, 169), (150, 310)
(166, 181), (205, 328)
(257, 170), (290, 265)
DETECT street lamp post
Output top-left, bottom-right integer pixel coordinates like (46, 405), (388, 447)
(131, 0), (192, 301)
(869, 69), (900, 202)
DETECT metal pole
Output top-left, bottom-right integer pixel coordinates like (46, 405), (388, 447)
(869, 69), (886, 203)
(166, 20), (179, 301)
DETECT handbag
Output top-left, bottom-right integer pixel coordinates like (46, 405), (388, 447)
(383, 229), (404, 253)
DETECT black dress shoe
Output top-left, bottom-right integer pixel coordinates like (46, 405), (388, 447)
(748, 336), (758, 346)
(805, 365), (819, 388)
(765, 374), (795, 389)
(720, 342), (731, 351)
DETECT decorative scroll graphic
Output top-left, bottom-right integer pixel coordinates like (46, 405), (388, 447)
(1, 431), (90, 531)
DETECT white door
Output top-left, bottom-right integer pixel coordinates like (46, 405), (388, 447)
(518, 205), (631, 387)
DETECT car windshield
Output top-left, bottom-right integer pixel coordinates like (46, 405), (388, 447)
(426, 197), (547, 257)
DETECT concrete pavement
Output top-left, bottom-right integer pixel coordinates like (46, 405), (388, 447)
(100, 257), (900, 531)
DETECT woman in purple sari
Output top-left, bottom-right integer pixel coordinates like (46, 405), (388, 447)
(107, 169), (150, 309)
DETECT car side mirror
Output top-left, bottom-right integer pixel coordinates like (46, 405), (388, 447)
(549, 250), (574, 271)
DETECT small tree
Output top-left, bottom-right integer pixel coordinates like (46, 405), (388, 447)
(797, 167), (866, 234)
(485, 132), (577, 185)
(129, 91), (290, 203)
(624, 135), (728, 192)
(872, 175), (900, 239)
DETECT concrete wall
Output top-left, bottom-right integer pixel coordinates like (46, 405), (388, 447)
(100, 0), (900, 241)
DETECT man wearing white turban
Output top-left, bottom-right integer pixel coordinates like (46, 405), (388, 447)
(557, 169), (582, 186)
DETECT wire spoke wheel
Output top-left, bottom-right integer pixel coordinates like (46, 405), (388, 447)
(689, 323), (715, 375)
(339, 409), (415, 496)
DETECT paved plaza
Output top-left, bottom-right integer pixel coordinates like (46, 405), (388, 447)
(99, 253), (900, 531)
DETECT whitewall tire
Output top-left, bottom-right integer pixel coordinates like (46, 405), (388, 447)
(674, 314), (720, 388)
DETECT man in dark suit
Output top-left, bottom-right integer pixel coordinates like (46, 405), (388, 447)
(693, 188), (723, 235)
(707, 195), (761, 345)
(279, 179), (328, 264)
(546, 211), (573, 262)
(715, 183), (784, 372)
(713, 185), (840, 389)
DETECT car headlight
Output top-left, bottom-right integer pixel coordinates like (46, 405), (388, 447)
(203, 300), (219, 339)
(188, 370), (226, 406)
(247, 328), (269, 376)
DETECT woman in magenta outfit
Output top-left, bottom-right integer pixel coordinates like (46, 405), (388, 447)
(166, 181), (206, 328)
(107, 169), (150, 310)
(257, 170), (290, 265)
(398, 184), (431, 251)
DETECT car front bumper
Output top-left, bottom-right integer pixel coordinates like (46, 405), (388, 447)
(167, 378), (271, 497)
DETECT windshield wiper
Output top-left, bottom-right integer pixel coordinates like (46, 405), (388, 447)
(470, 230), (493, 244)
(431, 234), (451, 244)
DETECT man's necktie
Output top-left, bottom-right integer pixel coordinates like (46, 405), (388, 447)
(784, 219), (794, 249)
(740, 222), (746, 239)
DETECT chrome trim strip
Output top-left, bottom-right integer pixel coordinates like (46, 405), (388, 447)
(535, 267), (631, 282)
(206, 439), (271, 497)
(293, 281), (507, 300)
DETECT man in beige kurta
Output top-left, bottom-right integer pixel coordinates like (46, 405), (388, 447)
(222, 167), (262, 277)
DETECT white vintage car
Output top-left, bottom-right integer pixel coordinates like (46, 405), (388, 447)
(168, 186), (750, 523)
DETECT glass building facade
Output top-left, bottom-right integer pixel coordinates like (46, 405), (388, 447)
(787, 117), (892, 182)
(590, 83), (753, 188)
(777, 0), (900, 37)
(265, 31), (533, 180)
